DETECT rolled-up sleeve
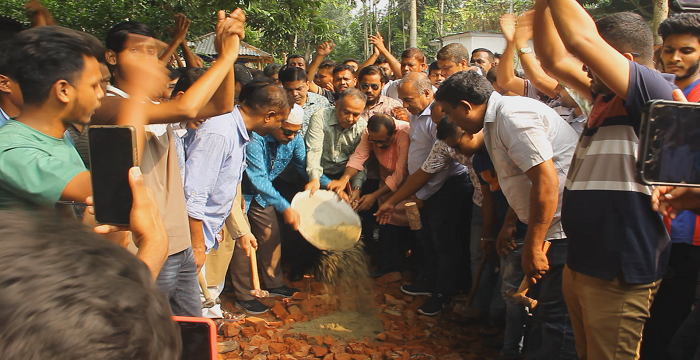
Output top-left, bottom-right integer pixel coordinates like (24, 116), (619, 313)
(420, 141), (451, 174)
(245, 137), (290, 213)
(305, 111), (326, 180)
(184, 132), (228, 219)
(347, 130), (371, 171)
(384, 130), (410, 192)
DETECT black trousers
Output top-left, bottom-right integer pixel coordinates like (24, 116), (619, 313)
(641, 242), (700, 360)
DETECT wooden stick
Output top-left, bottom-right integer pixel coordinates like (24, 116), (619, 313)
(506, 241), (551, 308)
(466, 252), (489, 307)
(248, 247), (269, 298)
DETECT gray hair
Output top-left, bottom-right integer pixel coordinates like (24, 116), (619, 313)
(398, 72), (433, 96)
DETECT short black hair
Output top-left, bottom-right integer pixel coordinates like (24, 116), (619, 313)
(375, 55), (389, 65)
(472, 48), (495, 62)
(263, 63), (282, 77)
(368, 114), (396, 136)
(171, 67), (206, 97)
(494, 52), (502, 59)
(435, 70), (494, 108)
(286, 54), (305, 64)
(436, 116), (459, 141)
(249, 68), (265, 79)
(659, 13), (700, 44)
(343, 58), (359, 65)
(278, 66), (308, 83)
(401, 47), (428, 64)
(239, 79), (295, 113)
(0, 210), (180, 360)
(428, 61), (440, 73)
(319, 60), (337, 71)
(437, 43), (470, 63)
(3, 26), (105, 105)
(333, 64), (356, 77)
(486, 65), (498, 83)
(358, 65), (388, 84)
(105, 21), (156, 53)
(595, 12), (654, 63)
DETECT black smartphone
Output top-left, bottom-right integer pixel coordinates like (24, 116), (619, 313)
(88, 125), (138, 225)
(638, 100), (700, 187)
(174, 316), (218, 360)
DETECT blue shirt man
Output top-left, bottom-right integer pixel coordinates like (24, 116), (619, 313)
(184, 106), (251, 251)
(242, 129), (330, 211)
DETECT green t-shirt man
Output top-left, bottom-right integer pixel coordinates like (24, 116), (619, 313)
(0, 119), (87, 208)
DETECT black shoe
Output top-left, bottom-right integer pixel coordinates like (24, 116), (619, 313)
(235, 299), (270, 315)
(418, 294), (449, 316)
(401, 283), (432, 296)
(266, 285), (300, 298)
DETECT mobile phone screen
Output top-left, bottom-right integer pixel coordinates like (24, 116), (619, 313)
(88, 126), (136, 225)
(641, 101), (700, 186)
(178, 321), (214, 360)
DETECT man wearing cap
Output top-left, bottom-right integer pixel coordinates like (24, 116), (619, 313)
(231, 105), (332, 314)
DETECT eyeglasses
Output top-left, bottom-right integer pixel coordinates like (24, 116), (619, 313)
(360, 83), (380, 90)
(281, 128), (300, 136)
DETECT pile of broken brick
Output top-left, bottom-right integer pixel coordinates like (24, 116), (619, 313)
(217, 272), (502, 360)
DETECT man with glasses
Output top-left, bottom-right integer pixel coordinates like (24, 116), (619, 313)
(328, 114), (411, 275)
(230, 105), (330, 314)
(357, 65), (403, 120)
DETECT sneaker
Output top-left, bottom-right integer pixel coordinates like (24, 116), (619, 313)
(418, 294), (449, 316)
(235, 299), (270, 315)
(400, 283), (432, 296)
(266, 285), (300, 298)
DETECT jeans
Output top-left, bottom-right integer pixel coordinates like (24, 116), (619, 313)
(416, 173), (473, 296)
(155, 247), (202, 317)
(526, 239), (577, 360)
(470, 203), (505, 317)
(501, 238), (527, 358)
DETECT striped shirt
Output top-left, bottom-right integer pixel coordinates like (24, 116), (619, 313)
(562, 61), (675, 283)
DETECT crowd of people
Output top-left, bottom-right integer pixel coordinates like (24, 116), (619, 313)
(1, 0), (700, 359)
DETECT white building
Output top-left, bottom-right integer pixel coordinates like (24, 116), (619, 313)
(429, 32), (508, 55)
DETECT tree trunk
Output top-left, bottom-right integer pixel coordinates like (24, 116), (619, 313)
(409, 0), (417, 48)
(652, 0), (669, 45)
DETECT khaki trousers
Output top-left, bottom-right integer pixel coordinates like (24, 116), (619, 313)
(230, 201), (284, 301)
(562, 265), (660, 360)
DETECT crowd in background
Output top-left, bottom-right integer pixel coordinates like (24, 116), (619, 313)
(1, 1), (700, 359)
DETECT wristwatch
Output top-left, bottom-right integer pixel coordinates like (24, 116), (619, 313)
(480, 237), (496, 242)
(518, 46), (533, 55)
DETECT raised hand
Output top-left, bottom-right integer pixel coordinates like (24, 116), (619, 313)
(316, 40), (335, 57)
(515, 10), (535, 47)
(369, 31), (388, 53)
(500, 13), (516, 43)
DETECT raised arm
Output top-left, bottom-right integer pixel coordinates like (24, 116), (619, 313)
(370, 32), (402, 79)
(146, 10), (242, 123)
(307, 41), (334, 94)
(497, 13), (527, 96)
(514, 11), (560, 99)
(532, 0), (592, 101)
(159, 13), (191, 65)
(545, 0), (632, 99)
(357, 43), (380, 75)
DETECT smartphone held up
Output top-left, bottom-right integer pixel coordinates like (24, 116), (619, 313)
(638, 100), (700, 188)
(88, 125), (138, 225)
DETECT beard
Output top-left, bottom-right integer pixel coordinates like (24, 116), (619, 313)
(673, 60), (700, 81)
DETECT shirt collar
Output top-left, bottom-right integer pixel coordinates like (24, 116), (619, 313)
(419, 101), (434, 117)
(231, 106), (251, 142)
(0, 107), (9, 122)
(483, 92), (501, 124)
(328, 108), (340, 127)
(106, 84), (130, 99)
